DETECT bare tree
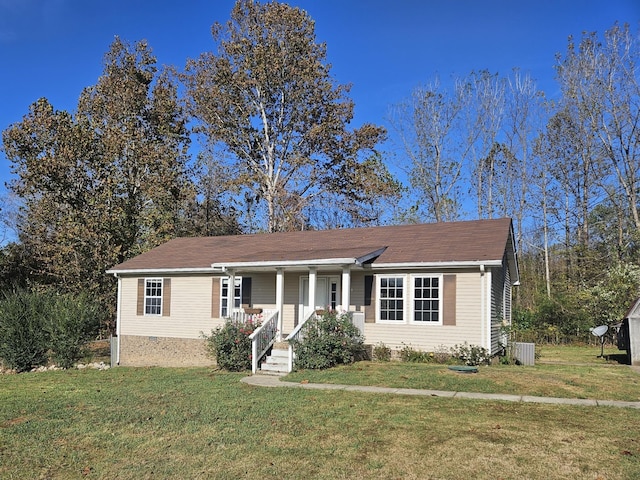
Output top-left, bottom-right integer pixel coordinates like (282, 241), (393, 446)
(555, 23), (640, 239)
(390, 78), (470, 222)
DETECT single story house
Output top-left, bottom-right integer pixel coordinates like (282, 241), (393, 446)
(107, 218), (519, 370)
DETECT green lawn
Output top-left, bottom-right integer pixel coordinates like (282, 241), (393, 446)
(1, 361), (640, 479)
(284, 345), (639, 402)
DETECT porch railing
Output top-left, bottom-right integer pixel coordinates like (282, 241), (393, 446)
(284, 311), (317, 372)
(248, 309), (279, 374)
(231, 309), (274, 324)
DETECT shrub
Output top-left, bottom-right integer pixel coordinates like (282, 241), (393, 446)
(47, 293), (101, 369)
(373, 342), (392, 362)
(399, 344), (432, 363)
(0, 290), (51, 372)
(451, 342), (490, 366)
(203, 319), (259, 371)
(432, 344), (452, 364)
(291, 311), (365, 370)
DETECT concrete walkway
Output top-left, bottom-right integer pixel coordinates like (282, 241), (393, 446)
(241, 374), (640, 409)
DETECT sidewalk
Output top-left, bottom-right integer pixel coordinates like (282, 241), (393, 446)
(241, 374), (640, 409)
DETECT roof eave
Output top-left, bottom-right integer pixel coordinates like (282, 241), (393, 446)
(212, 257), (361, 270)
(371, 260), (504, 269)
(107, 267), (217, 276)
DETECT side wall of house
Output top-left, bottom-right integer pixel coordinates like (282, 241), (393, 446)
(489, 255), (512, 355)
(118, 274), (220, 366)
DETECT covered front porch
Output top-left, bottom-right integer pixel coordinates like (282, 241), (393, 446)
(211, 246), (386, 373)
(218, 253), (379, 374)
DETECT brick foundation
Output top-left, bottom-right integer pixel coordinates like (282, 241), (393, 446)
(117, 335), (215, 367)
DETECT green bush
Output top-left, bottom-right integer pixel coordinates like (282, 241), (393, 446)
(373, 342), (392, 361)
(451, 342), (490, 366)
(47, 293), (101, 369)
(0, 289), (103, 372)
(0, 290), (51, 372)
(291, 311), (365, 370)
(399, 344), (432, 363)
(203, 319), (259, 371)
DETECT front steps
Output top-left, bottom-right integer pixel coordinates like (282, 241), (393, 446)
(260, 345), (290, 375)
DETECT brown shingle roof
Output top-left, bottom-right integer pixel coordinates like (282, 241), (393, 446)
(108, 218), (514, 272)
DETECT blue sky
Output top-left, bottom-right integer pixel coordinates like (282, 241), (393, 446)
(0, 0), (638, 196)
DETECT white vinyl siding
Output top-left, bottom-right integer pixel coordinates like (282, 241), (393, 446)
(123, 276), (220, 338)
(364, 271), (482, 351)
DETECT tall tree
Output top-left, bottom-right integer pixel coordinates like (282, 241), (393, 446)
(184, 0), (397, 232)
(390, 79), (469, 222)
(464, 70), (507, 219)
(555, 23), (640, 242)
(502, 72), (545, 252)
(2, 38), (194, 321)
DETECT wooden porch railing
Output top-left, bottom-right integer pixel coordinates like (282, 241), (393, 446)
(248, 309), (279, 374)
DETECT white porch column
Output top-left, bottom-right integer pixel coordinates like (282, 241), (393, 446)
(341, 265), (351, 312)
(228, 270), (236, 311)
(276, 268), (284, 340)
(308, 267), (317, 316)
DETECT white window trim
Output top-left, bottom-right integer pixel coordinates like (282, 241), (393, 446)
(144, 278), (163, 316)
(375, 274), (443, 325)
(409, 274), (443, 325)
(376, 275), (406, 324)
(220, 276), (242, 318)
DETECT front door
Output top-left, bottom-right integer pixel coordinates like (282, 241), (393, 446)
(299, 276), (340, 320)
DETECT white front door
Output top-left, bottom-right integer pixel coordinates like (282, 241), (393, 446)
(299, 276), (340, 320)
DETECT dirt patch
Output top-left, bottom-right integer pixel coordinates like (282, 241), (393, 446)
(1, 416), (29, 428)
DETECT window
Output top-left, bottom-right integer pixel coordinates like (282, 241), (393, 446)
(221, 277), (242, 317)
(376, 274), (442, 324)
(330, 281), (338, 310)
(413, 276), (440, 322)
(379, 276), (404, 321)
(144, 278), (163, 315)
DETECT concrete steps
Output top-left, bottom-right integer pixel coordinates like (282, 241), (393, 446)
(260, 347), (290, 375)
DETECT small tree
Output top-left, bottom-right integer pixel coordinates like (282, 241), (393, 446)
(291, 311), (365, 369)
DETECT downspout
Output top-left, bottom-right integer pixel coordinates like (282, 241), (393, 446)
(485, 269), (493, 353)
(113, 273), (122, 365)
(479, 265), (485, 350)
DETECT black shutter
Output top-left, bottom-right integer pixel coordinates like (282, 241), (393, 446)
(241, 277), (252, 307)
(364, 275), (375, 323)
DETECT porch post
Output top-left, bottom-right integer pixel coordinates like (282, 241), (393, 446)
(341, 265), (351, 312)
(308, 267), (317, 316)
(228, 270), (236, 311)
(276, 268), (284, 340)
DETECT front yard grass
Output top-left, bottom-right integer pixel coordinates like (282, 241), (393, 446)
(286, 344), (639, 402)
(1, 345), (639, 479)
